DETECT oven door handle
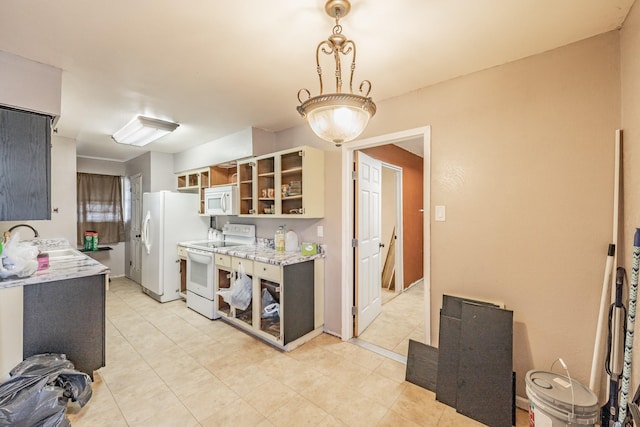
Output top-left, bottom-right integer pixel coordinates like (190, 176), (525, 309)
(186, 249), (214, 265)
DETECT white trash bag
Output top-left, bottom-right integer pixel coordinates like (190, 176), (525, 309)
(217, 262), (252, 310)
(0, 233), (38, 279)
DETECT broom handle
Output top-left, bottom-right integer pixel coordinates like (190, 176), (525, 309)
(590, 244), (616, 392)
(591, 130), (622, 396)
(617, 229), (640, 424)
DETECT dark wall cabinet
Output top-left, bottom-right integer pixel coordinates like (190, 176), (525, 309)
(0, 107), (52, 220)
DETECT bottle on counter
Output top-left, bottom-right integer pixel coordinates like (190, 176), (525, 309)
(285, 229), (298, 252)
(275, 226), (285, 253)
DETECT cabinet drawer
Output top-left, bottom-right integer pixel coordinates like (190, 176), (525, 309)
(177, 246), (188, 259)
(215, 254), (231, 267)
(255, 262), (281, 282)
(232, 257), (253, 274)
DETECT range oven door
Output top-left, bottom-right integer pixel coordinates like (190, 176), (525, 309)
(186, 249), (215, 300)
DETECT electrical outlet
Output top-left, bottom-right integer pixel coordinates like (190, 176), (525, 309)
(317, 225), (324, 237)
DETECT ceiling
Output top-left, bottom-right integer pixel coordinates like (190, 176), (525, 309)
(0, 0), (635, 162)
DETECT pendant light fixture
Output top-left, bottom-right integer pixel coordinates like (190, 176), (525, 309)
(297, 0), (376, 147)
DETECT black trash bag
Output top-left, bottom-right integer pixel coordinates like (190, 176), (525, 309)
(0, 353), (92, 427)
(56, 371), (92, 407)
(10, 354), (75, 381)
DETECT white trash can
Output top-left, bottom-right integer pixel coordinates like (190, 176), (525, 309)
(525, 370), (598, 427)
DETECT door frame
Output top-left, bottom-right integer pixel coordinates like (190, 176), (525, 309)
(340, 126), (432, 344)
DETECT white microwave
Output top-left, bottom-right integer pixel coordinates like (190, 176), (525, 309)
(204, 185), (238, 216)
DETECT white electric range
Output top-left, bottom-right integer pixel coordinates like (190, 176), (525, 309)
(182, 223), (255, 319)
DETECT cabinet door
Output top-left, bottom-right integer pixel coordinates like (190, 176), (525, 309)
(0, 107), (51, 220)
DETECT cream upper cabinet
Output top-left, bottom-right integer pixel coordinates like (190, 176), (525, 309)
(176, 168), (208, 192)
(177, 165), (237, 214)
(237, 145), (324, 218)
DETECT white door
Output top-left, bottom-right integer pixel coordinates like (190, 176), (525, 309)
(129, 174), (142, 283)
(355, 151), (383, 336)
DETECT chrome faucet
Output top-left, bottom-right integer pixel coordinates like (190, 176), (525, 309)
(7, 224), (40, 239)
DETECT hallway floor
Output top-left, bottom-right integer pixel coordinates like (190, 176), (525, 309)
(66, 277), (528, 426)
(359, 281), (426, 356)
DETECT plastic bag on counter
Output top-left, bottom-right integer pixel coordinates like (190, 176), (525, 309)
(0, 232), (39, 279)
(216, 262), (252, 310)
(0, 353), (92, 427)
(261, 288), (280, 319)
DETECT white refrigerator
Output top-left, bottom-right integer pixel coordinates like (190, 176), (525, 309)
(141, 191), (206, 303)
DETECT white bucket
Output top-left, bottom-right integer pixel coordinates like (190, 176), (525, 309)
(525, 370), (598, 427)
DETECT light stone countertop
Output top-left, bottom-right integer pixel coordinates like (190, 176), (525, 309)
(179, 241), (324, 266)
(0, 238), (110, 290)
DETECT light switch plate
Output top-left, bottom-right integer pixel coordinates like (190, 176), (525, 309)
(435, 205), (446, 221)
(317, 225), (324, 237)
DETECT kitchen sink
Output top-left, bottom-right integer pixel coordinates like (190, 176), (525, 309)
(43, 248), (86, 260)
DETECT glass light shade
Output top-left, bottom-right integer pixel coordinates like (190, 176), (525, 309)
(298, 93), (376, 145)
(307, 105), (370, 144)
(112, 116), (179, 146)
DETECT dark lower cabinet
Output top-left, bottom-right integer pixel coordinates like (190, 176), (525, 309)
(0, 106), (52, 220)
(282, 261), (315, 345)
(23, 274), (106, 377)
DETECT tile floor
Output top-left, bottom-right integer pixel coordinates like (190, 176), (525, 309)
(66, 277), (528, 426)
(359, 281), (426, 356)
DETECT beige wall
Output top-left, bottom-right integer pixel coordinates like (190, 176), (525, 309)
(279, 30), (621, 397)
(383, 32), (619, 398)
(621, 1), (640, 393)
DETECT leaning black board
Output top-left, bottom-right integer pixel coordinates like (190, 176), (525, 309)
(435, 313), (461, 407)
(436, 295), (499, 407)
(405, 339), (438, 392)
(456, 302), (513, 427)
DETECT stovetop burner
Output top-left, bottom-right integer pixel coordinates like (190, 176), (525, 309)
(182, 223), (255, 251)
(187, 240), (245, 250)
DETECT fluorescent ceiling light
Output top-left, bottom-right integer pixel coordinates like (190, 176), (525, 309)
(112, 115), (179, 146)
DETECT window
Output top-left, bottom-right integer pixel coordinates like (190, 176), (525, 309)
(76, 173), (125, 246)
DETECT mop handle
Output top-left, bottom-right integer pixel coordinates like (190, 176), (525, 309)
(618, 229), (640, 424)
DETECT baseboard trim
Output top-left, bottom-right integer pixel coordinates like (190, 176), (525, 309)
(349, 338), (408, 364)
(516, 395), (529, 411)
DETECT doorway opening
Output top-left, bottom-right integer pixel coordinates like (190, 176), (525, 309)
(341, 126), (432, 350)
(126, 173), (142, 284)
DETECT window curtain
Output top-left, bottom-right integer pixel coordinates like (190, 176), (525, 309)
(77, 173), (125, 246)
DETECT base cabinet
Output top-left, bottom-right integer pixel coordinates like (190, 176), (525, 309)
(216, 258), (319, 349)
(23, 274), (106, 377)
